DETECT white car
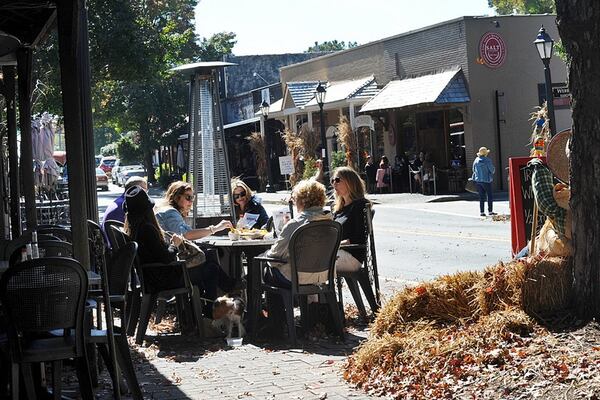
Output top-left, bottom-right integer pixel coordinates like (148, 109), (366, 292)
(118, 166), (146, 186)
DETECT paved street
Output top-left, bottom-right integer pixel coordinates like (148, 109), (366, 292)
(98, 183), (512, 286)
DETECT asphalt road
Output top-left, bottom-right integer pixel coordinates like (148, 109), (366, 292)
(98, 183), (512, 284)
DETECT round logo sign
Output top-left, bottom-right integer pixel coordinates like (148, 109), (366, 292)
(479, 32), (506, 69)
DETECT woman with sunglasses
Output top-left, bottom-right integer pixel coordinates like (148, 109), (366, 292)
(154, 181), (241, 306)
(331, 167), (370, 272)
(231, 179), (268, 229)
(156, 181), (232, 240)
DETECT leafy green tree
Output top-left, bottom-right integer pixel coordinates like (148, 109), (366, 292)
(198, 32), (237, 60)
(116, 133), (142, 164)
(487, 0), (555, 14)
(306, 40), (358, 52)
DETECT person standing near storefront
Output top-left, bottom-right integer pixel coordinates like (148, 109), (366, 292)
(472, 147), (496, 217)
(364, 156), (377, 194)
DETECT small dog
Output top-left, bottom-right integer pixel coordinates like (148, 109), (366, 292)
(212, 295), (245, 338)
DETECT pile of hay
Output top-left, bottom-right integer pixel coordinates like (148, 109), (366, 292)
(344, 257), (572, 398)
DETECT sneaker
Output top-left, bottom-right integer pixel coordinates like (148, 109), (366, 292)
(488, 212), (497, 216)
(480, 213), (486, 217)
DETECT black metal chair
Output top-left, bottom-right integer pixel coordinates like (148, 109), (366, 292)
(252, 220), (344, 344)
(109, 226), (204, 345)
(88, 242), (143, 399)
(336, 203), (381, 320)
(3, 233), (63, 266)
(104, 220), (127, 250)
(86, 220), (122, 397)
(108, 224), (142, 336)
(38, 226), (72, 242)
(0, 257), (94, 400)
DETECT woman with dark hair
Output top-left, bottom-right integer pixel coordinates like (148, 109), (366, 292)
(375, 155), (391, 194)
(155, 181), (232, 239)
(125, 185), (239, 306)
(331, 167), (370, 272)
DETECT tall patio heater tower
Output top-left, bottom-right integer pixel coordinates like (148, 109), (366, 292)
(172, 61), (237, 225)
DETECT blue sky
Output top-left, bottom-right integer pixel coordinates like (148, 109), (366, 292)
(195, 0), (496, 55)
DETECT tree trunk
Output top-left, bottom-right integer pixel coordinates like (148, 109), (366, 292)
(556, 0), (600, 319)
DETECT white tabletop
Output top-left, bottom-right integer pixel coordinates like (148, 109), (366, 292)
(200, 236), (275, 247)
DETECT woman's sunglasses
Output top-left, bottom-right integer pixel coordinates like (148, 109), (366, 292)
(184, 194), (195, 202)
(233, 190), (247, 200)
(330, 177), (341, 184)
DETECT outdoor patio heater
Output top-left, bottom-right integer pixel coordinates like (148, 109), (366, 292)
(172, 61), (237, 225)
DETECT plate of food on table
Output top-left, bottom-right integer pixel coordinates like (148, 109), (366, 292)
(229, 227), (268, 240)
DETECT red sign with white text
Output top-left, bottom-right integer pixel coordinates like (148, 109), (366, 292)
(479, 32), (507, 69)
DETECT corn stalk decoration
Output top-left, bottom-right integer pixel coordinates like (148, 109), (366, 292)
(298, 123), (319, 160)
(282, 128), (304, 186)
(529, 102), (551, 157)
(247, 132), (266, 190)
(336, 115), (357, 170)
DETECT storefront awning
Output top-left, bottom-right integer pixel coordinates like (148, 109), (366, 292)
(224, 116), (260, 130)
(360, 69), (470, 113)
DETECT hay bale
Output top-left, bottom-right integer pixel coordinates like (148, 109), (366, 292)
(474, 261), (525, 316)
(372, 271), (483, 337)
(521, 257), (572, 316)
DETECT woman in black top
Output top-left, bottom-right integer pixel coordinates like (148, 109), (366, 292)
(231, 179), (269, 229)
(123, 186), (237, 308)
(330, 167), (369, 272)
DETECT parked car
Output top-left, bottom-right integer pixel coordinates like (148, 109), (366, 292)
(96, 167), (109, 191)
(99, 156), (117, 178)
(115, 164), (144, 186)
(95, 155), (102, 167)
(111, 159), (124, 184)
(118, 166), (146, 186)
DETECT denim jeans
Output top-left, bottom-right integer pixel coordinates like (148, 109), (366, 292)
(475, 182), (493, 213)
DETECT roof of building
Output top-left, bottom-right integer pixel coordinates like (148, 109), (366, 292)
(360, 69), (469, 113)
(302, 76), (378, 107)
(287, 81), (321, 108)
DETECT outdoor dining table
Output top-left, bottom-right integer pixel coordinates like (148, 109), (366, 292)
(199, 235), (275, 333)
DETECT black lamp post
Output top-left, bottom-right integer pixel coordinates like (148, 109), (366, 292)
(315, 82), (329, 180)
(534, 25), (557, 138)
(261, 100), (275, 193)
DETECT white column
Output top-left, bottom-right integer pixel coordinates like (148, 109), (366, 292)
(349, 104), (356, 129)
(307, 111), (313, 130)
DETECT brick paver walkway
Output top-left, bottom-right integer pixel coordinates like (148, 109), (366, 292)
(84, 325), (383, 400)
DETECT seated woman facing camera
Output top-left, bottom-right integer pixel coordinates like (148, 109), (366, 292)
(330, 167), (370, 273)
(263, 179), (332, 288)
(231, 179), (268, 229)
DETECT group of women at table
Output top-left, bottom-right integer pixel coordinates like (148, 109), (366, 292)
(121, 166), (369, 320)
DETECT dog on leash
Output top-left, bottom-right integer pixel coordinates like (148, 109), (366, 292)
(212, 295), (245, 338)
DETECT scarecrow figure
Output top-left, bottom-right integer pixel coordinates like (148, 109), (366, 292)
(528, 129), (572, 257)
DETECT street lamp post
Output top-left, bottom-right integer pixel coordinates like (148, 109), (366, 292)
(315, 82), (329, 181)
(534, 25), (557, 138)
(260, 100), (275, 193)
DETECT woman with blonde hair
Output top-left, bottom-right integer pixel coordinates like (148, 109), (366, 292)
(156, 181), (232, 240)
(331, 167), (370, 272)
(264, 179), (332, 287)
(231, 179), (268, 229)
